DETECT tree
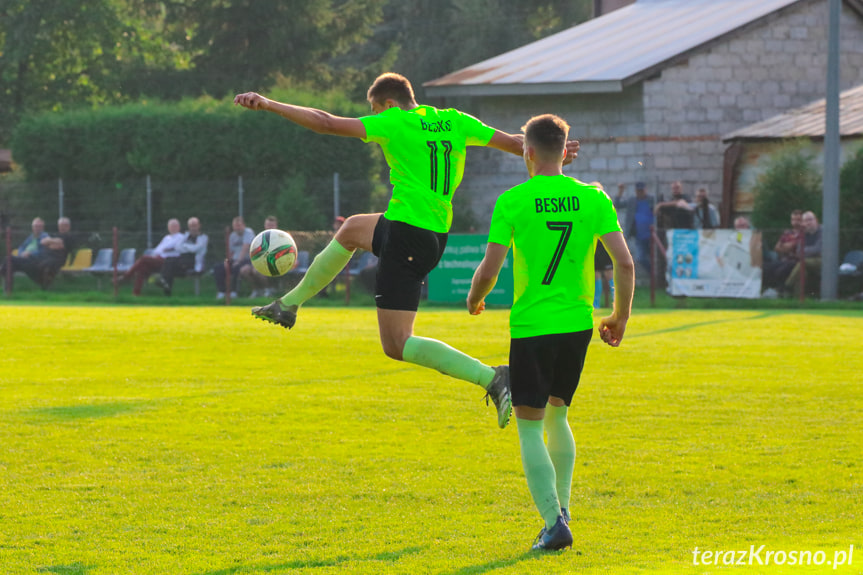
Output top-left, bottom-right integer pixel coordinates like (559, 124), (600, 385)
(838, 143), (863, 252)
(0, 0), (193, 142)
(343, 0), (593, 100)
(0, 0), (388, 143)
(154, 0), (387, 98)
(751, 142), (822, 242)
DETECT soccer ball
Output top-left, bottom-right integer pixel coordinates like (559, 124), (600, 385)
(249, 229), (298, 277)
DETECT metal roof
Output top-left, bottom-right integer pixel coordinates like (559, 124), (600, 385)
(723, 83), (863, 141)
(425, 0), (807, 97)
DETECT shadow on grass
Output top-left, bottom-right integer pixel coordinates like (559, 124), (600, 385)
(37, 563), (94, 574)
(26, 401), (146, 421)
(438, 550), (572, 575)
(196, 545), (425, 575)
(627, 311), (777, 339)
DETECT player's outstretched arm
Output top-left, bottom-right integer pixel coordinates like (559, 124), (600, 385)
(467, 242), (508, 315)
(486, 131), (525, 156)
(598, 231), (634, 347)
(486, 131), (580, 164)
(233, 92), (366, 139)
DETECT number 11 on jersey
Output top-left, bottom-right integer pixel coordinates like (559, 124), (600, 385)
(427, 140), (453, 195)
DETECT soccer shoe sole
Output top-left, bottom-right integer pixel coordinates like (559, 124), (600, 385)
(251, 302), (297, 329)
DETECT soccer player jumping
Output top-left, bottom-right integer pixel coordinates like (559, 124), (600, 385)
(468, 114), (634, 550)
(233, 73), (578, 428)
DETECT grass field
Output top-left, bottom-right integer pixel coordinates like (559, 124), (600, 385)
(0, 306), (861, 574)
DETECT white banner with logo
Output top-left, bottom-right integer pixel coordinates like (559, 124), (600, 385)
(666, 229), (762, 298)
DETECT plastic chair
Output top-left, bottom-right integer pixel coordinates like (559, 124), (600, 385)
(116, 248), (137, 272)
(60, 249), (93, 273)
(349, 251), (377, 276)
(84, 249), (114, 273)
(842, 250), (863, 271)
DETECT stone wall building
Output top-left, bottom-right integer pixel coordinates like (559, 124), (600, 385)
(425, 0), (863, 229)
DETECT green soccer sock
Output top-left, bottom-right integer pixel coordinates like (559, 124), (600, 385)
(279, 240), (354, 307)
(545, 403), (576, 511)
(401, 336), (495, 388)
(516, 418), (561, 529)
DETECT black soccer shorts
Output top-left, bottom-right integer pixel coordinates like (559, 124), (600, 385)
(371, 215), (448, 311)
(510, 329), (593, 409)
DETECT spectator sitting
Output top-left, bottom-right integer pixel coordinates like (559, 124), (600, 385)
(784, 211), (822, 297)
(38, 217), (77, 288)
(240, 215), (279, 298)
(0, 217), (50, 287)
(654, 181), (694, 229)
(213, 215), (254, 299)
(118, 218), (184, 296)
(762, 209), (804, 295)
(158, 216), (208, 296)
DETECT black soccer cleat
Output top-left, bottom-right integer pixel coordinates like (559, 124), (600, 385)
(531, 515), (573, 552)
(251, 300), (298, 329)
(484, 365), (512, 429)
(561, 507), (571, 524)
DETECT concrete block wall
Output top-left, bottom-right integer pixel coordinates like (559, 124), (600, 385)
(444, 0), (863, 230)
(459, 89), (647, 228)
(641, 0), (863, 207)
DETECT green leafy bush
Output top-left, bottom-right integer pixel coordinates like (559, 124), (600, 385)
(9, 94), (384, 231)
(751, 142), (822, 234)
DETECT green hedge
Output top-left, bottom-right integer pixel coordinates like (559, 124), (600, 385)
(11, 94), (380, 181)
(8, 94), (385, 231)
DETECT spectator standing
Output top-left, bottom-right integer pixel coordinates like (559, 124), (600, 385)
(213, 216), (254, 299)
(591, 181), (614, 308)
(119, 218), (184, 296)
(654, 180), (694, 229)
(158, 217), (208, 296)
(687, 187), (720, 230)
(614, 181), (654, 274)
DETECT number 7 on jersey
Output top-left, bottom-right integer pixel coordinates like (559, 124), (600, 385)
(542, 221), (573, 285)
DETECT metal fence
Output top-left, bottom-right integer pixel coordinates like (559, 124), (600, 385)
(0, 175), (382, 249)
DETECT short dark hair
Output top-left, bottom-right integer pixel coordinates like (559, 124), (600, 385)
(521, 114), (569, 161)
(791, 209), (803, 217)
(367, 73), (415, 108)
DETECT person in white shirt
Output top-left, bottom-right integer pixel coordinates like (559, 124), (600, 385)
(118, 218), (184, 296)
(158, 216), (209, 296)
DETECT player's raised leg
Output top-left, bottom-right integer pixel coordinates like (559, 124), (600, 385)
(252, 213), (379, 328)
(378, 308), (512, 428)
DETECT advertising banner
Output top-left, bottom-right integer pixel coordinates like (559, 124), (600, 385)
(428, 234), (513, 305)
(666, 229), (762, 298)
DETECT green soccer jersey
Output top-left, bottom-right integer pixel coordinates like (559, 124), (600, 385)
(487, 175), (622, 338)
(360, 105), (495, 233)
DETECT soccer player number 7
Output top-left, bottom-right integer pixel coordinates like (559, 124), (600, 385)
(542, 221), (573, 285)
